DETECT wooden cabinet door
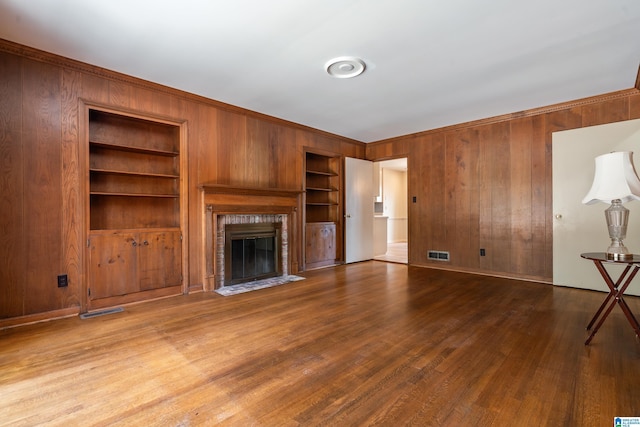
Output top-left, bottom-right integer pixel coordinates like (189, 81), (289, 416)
(138, 230), (182, 291)
(305, 223), (336, 266)
(89, 232), (138, 300)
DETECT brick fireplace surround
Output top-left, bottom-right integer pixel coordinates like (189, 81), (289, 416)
(200, 184), (302, 291)
(216, 214), (285, 287)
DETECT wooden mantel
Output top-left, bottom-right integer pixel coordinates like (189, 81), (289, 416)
(200, 184), (304, 290)
(200, 183), (302, 213)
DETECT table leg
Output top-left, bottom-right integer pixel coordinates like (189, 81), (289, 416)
(616, 294), (640, 339)
(586, 263), (631, 330)
(585, 263), (640, 345)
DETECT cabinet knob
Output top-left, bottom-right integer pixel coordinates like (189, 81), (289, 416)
(143, 240), (149, 246)
(132, 241), (138, 247)
(345, 214), (351, 218)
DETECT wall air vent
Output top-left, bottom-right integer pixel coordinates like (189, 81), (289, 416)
(428, 250), (450, 261)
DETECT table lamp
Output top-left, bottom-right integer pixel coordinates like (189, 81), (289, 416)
(582, 151), (640, 260)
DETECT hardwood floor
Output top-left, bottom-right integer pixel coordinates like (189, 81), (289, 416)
(1, 262), (639, 426)
(373, 241), (408, 264)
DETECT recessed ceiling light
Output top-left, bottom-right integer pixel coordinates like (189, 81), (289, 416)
(325, 56), (366, 79)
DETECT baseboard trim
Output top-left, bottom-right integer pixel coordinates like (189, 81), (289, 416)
(0, 307), (80, 330)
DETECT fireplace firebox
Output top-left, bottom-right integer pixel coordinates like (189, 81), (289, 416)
(224, 223), (282, 285)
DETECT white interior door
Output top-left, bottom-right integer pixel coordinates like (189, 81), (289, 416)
(552, 118), (640, 295)
(345, 157), (374, 263)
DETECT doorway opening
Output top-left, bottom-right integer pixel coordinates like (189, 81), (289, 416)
(373, 158), (408, 264)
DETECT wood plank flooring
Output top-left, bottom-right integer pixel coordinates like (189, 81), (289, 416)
(1, 261), (639, 426)
(373, 242), (407, 264)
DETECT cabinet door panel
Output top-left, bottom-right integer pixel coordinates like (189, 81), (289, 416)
(306, 223), (336, 264)
(138, 230), (182, 290)
(89, 233), (138, 300)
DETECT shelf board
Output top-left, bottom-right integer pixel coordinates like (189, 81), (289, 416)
(306, 202), (339, 206)
(90, 140), (179, 157)
(306, 169), (337, 176)
(306, 187), (337, 192)
(89, 226), (181, 233)
(90, 192), (179, 198)
(90, 168), (179, 179)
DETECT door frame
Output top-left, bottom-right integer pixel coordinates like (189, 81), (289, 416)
(372, 155), (409, 264)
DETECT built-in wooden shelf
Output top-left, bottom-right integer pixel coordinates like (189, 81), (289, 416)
(89, 140), (179, 156)
(86, 107), (184, 310)
(90, 168), (179, 178)
(306, 169), (338, 176)
(304, 150), (343, 269)
(90, 192), (179, 198)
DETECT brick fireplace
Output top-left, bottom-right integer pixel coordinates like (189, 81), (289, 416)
(201, 184), (302, 291)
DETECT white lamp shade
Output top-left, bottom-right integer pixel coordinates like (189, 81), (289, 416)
(582, 151), (640, 205)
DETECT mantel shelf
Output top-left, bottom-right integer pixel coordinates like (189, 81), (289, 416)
(200, 183), (303, 198)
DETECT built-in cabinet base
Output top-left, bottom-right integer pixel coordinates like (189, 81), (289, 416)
(305, 222), (337, 269)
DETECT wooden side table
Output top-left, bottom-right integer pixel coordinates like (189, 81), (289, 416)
(580, 252), (640, 345)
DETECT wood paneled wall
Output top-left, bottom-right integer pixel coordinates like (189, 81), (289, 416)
(367, 89), (640, 282)
(1, 37), (638, 325)
(0, 40), (364, 325)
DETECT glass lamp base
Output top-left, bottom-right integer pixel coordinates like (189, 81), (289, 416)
(606, 251), (633, 261)
(605, 200), (632, 260)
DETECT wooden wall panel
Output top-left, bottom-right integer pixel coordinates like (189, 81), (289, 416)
(246, 118), (273, 188)
(477, 126), (493, 272)
(431, 134), (447, 255)
(60, 68), (82, 310)
(369, 91), (640, 283)
(0, 51), (24, 318)
(81, 73), (110, 105)
(21, 59), (63, 314)
(449, 129), (480, 269)
(185, 101), (211, 289)
(0, 40), (365, 323)
(108, 80), (132, 109)
(216, 109), (246, 185)
(487, 122), (512, 274)
(196, 104), (218, 184)
(581, 97), (629, 128)
(509, 117), (533, 275)
(407, 140), (424, 260)
(130, 85), (172, 116)
(0, 38), (637, 323)
(443, 133), (458, 262)
(630, 93), (640, 119)
(529, 115), (548, 279)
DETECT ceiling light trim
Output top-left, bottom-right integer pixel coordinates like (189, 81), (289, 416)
(325, 56), (366, 79)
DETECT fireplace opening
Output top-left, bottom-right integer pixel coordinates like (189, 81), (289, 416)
(225, 223), (282, 285)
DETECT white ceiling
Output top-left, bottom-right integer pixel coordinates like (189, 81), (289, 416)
(1, 0), (639, 143)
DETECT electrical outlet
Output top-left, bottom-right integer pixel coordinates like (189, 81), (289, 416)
(480, 248), (486, 256)
(57, 274), (68, 288)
